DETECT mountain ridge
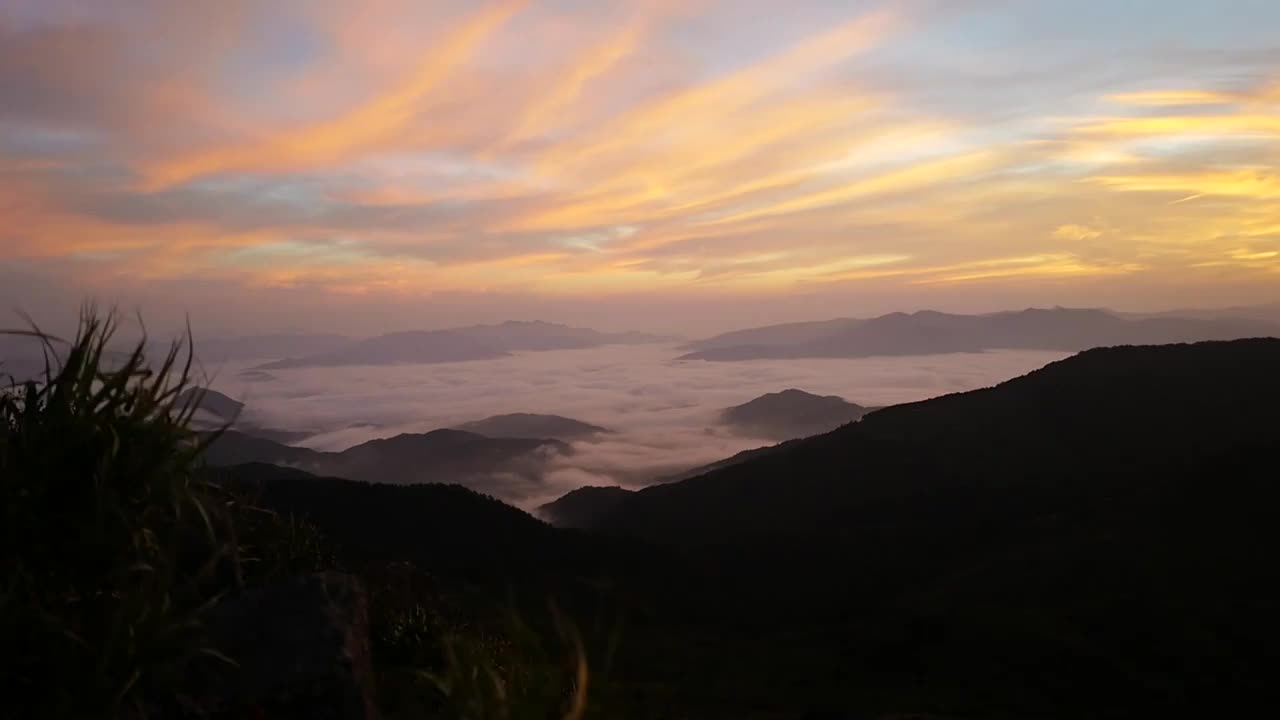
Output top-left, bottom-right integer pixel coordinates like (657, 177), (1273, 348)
(454, 413), (609, 441)
(202, 427), (570, 500)
(720, 388), (871, 440)
(681, 307), (1280, 361)
(536, 485), (634, 528)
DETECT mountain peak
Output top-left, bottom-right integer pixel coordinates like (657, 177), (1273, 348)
(722, 389), (868, 441)
(454, 413), (609, 441)
(537, 486), (634, 528)
(773, 388), (828, 399)
(176, 387), (244, 420)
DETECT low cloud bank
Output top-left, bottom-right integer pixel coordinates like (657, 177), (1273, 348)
(200, 344), (1068, 507)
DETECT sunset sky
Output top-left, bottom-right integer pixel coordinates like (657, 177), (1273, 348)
(2, 0), (1278, 334)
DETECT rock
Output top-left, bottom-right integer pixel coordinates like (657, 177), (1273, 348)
(195, 572), (377, 719)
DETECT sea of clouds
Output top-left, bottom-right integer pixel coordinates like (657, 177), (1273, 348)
(199, 344), (1070, 508)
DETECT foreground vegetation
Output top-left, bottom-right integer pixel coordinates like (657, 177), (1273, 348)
(0, 312), (594, 719)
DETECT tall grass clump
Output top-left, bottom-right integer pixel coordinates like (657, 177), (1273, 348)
(0, 309), (235, 717)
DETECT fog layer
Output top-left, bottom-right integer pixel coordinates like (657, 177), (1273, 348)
(201, 344), (1069, 507)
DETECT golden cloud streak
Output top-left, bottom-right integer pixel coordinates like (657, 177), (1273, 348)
(1093, 169), (1280, 199)
(144, 1), (528, 189)
(1105, 90), (1238, 106)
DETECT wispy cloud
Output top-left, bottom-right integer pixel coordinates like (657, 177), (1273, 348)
(2, 0), (1279, 324)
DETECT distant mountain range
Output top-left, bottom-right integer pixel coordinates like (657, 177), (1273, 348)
(684, 317), (859, 354)
(255, 321), (674, 369)
(454, 413), (609, 441)
(202, 428), (570, 499)
(721, 388), (871, 440)
(680, 307), (1280, 361)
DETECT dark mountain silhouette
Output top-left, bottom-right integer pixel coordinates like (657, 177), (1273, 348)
(201, 430), (323, 467)
(203, 463), (671, 589)
(681, 307), (1280, 360)
(607, 338), (1280, 542)
(577, 339), (1280, 715)
(540, 441), (808, 529)
(330, 429), (569, 484)
(454, 413), (608, 441)
(177, 387), (245, 420)
(536, 486), (634, 528)
(720, 388), (871, 440)
(204, 464), (597, 578)
(254, 320), (673, 370)
(202, 429), (570, 500)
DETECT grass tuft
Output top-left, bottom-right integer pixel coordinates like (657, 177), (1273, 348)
(0, 306), (238, 717)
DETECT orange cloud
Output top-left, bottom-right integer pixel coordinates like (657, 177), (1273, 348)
(530, 8), (899, 178)
(143, 1), (528, 189)
(1105, 90), (1238, 106)
(698, 150), (1000, 228)
(1076, 114), (1280, 139)
(501, 16), (653, 146)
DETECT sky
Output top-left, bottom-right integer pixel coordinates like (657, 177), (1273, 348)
(2, 0), (1278, 336)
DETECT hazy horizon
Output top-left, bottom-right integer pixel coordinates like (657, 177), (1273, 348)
(4, 298), (1280, 343)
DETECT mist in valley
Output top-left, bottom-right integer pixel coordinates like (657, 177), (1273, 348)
(195, 342), (1069, 508)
